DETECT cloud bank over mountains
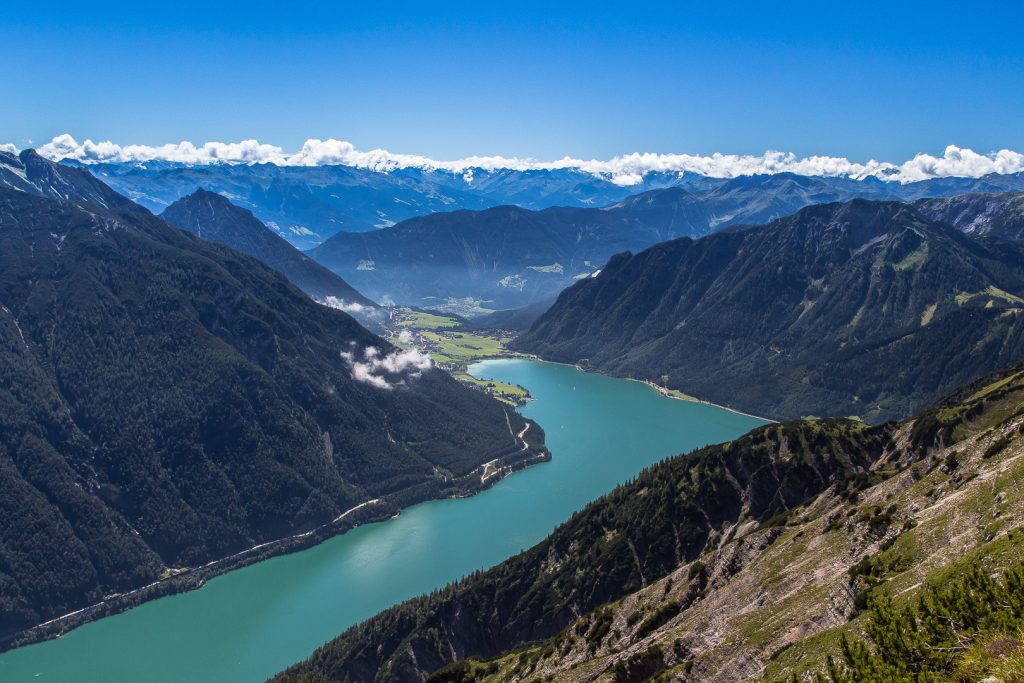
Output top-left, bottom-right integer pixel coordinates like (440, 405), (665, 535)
(20, 134), (1024, 185)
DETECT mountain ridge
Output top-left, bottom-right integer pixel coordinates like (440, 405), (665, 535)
(274, 355), (1024, 683)
(513, 198), (1024, 422)
(307, 175), (901, 311)
(66, 156), (1024, 248)
(161, 188), (376, 309)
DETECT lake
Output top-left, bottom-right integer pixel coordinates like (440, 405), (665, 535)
(0, 359), (765, 682)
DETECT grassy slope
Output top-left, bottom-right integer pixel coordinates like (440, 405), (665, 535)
(426, 367), (1024, 682)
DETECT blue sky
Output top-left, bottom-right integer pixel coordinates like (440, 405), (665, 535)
(3, 0), (1022, 161)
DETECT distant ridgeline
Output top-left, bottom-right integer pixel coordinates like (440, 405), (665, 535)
(276, 359), (1024, 683)
(514, 197), (1024, 423)
(0, 150), (545, 643)
(77, 158), (1024, 249)
(70, 156), (1024, 309)
(307, 176), (1024, 312)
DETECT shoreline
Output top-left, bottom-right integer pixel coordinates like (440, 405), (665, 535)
(634, 377), (776, 423)
(0, 433), (549, 655)
(469, 355), (776, 424)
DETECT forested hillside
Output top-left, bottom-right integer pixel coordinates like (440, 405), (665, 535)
(161, 188), (376, 307)
(514, 199), (1024, 422)
(0, 182), (544, 643)
(276, 360), (1024, 683)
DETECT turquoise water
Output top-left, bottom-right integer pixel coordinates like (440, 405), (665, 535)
(0, 360), (765, 682)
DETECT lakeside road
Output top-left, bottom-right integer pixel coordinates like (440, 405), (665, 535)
(22, 498), (383, 638)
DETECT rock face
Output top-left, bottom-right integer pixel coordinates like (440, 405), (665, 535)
(275, 360), (1024, 683)
(161, 188), (376, 308)
(916, 191), (1024, 239)
(514, 199), (1024, 422)
(0, 159), (545, 641)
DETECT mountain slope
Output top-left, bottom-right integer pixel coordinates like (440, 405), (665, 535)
(0, 183), (545, 644)
(513, 200), (1024, 422)
(275, 359), (1024, 683)
(464, 298), (557, 332)
(916, 190), (1024, 239)
(308, 175), (896, 311)
(161, 188), (376, 308)
(1, 149), (147, 213)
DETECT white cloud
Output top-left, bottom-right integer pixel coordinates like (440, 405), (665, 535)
(16, 134), (1024, 185)
(340, 344), (432, 389)
(321, 294), (370, 313)
(320, 296), (381, 318)
(36, 133), (285, 165)
(397, 329), (414, 344)
(893, 145), (1024, 183)
(0, 143), (17, 155)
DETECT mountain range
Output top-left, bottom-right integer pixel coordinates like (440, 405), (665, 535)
(306, 173), (899, 311)
(64, 157), (1024, 249)
(513, 199), (1024, 422)
(0, 155), (545, 644)
(7, 146), (1024, 680)
(73, 163), (699, 248)
(276, 358), (1024, 683)
(309, 174), (1024, 313)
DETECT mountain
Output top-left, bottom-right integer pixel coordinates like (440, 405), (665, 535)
(275, 360), (1024, 683)
(608, 172), (894, 230)
(916, 191), (1024, 240)
(0, 164), (546, 643)
(71, 157), (1024, 249)
(1, 149), (147, 213)
(308, 174), (898, 312)
(513, 199), (1024, 423)
(161, 189), (376, 309)
(78, 164), (683, 249)
(888, 171), (1024, 199)
(463, 298), (556, 332)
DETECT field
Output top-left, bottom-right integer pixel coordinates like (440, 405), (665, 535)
(395, 309), (461, 329)
(388, 308), (530, 406)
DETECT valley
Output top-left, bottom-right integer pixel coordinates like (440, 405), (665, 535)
(384, 307), (531, 406)
(0, 155), (547, 651)
(5, 150), (1024, 683)
(0, 361), (763, 682)
(6, 5), (1024, 683)
(6, 7), (1024, 682)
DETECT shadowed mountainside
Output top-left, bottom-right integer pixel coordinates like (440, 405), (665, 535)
(275, 360), (1024, 682)
(0, 161), (544, 643)
(513, 199), (1024, 422)
(162, 188), (376, 308)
